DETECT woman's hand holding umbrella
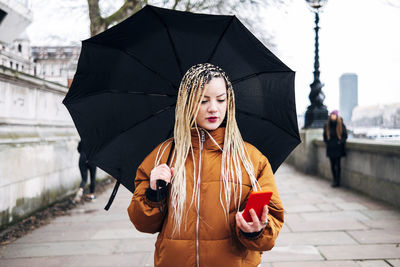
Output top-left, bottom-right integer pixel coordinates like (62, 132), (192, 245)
(236, 205), (269, 233)
(150, 164), (175, 190)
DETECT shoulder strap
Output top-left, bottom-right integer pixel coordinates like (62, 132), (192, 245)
(157, 140), (174, 212)
(167, 139), (175, 166)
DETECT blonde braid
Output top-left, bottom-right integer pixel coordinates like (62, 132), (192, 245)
(169, 63), (259, 235)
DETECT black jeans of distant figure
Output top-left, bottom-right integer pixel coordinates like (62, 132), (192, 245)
(79, 155), (97, 193)
(329, 157), (341, 187)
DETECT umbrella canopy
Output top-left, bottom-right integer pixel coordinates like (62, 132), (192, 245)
(63, 5), (300, 200)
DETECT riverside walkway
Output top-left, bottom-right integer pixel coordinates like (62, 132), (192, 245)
(0, 164), (399, 267)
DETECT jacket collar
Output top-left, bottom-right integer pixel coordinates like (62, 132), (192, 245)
(190, 127), (225, 151)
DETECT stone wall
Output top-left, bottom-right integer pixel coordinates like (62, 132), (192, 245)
(286, 129), (400, 208)
(0, 66), (108, 229)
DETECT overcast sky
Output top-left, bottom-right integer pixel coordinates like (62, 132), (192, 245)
(25, 0), (400, 115)
(265, 0), (400, 114)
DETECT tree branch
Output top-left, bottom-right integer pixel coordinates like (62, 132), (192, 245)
(87, 0), (103, 36)
(172, 0), (182, 10)
(104, 0), (142, 26)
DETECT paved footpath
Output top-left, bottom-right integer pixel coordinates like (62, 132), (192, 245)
(1, 164), (400, 267)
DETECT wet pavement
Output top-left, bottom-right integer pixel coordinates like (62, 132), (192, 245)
(0, 164), (399, 267)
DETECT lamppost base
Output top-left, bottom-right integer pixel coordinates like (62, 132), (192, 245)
(304, 105), (328, 128)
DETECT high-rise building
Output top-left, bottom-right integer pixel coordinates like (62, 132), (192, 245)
(339, 73), (358, 123)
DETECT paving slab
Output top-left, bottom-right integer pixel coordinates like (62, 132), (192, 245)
(315, 203), (341, 212)
(13, 220), (138, 244)
(388, 259), (400, 266)
(284, 204), (320, 213)
(282, 197), (325, 206)
(347, 229), (400, 244)
(360, 210), (400, 220)
(334, 202), (368, 211)
(361, 201), (393, 211)
(91, 228), (154, 240)
(272, 261), (359, 267)
(356, 260), (392, 267)
(276, 232), (357, 246)
(360, 219), (400, 231)
(318, 244), (400, 260)
(0, 253), (153, 267)
(323, 196), (348, 204)
(285, 217), (368, 232)
(300, 210), (370, 221)
(0, 240), (122, 258)
(259, 263), (273, 267)
(262, 246), (324, 262)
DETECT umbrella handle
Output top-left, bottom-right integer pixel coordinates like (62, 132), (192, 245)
(156, 180), (167, 190)
(104, 181), (120, 211)
(156, 180), (167, 212)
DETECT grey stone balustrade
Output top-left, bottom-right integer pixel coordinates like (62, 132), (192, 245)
(0, 66), (109, 229)
(286, 129), (400, 208)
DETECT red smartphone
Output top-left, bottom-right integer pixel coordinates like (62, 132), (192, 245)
(242, 191), (273, 222)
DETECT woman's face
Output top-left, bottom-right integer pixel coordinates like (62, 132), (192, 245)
(330, 114), (338, 121)
(195, 77), (227, 131)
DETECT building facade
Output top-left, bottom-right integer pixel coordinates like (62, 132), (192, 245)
(0, 1), (105, 229)
(1, 0), (80, 87)
(31, 46), (80, 87)
(0, 0), (34, 75)
(0, 0), (32, 44)
(0, 31), (35, 75)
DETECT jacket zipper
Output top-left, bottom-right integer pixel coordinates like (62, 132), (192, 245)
(196, 129), (205, 267)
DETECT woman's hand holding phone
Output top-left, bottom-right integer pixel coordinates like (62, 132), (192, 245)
(236, 191), (273, 233)
(236, 205), (269, 233)
(150, 164), (174, 190)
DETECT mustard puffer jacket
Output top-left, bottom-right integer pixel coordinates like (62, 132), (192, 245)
(128, 127), (284, 267)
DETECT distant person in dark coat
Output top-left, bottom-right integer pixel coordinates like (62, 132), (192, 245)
(323, 110), (348, 187)
(73, 141), (97, 203)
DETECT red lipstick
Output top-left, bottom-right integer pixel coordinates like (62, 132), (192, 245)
(207, 117), (218, 123)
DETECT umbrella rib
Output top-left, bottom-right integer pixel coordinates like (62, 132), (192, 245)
(127, 103), (176, 130)
(84, 40), (178, 90)
(236, 108), (300, 140)
(63, 90), (177, 104)
(149, 7), (184, 77)
(207, 16), (235, 62)
(92, 103), (177, 159)
(231, 70), (293, 85)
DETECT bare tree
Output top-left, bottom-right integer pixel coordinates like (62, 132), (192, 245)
(88, 0), (143, 36)
(87, 0), (285, 47)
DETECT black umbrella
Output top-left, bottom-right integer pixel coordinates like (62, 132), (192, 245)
(63, 5), (300, 209)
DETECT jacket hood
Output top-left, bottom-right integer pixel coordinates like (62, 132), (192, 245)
(190, 127), (225, 151)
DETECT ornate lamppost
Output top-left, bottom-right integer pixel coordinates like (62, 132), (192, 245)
(304, 0), (329, 128)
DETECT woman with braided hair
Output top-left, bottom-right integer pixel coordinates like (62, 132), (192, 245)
(128, 63), (284, 267)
